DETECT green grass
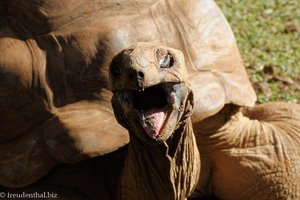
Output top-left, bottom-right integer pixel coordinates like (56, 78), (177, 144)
(215, 0), (300, 103)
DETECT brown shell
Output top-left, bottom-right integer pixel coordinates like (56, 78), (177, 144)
(0, 0), (255, 187)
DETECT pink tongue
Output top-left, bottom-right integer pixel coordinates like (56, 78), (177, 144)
(139, 108), (166, 139)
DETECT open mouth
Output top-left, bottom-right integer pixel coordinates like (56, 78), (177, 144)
(118, 83), (178, 140)
(113, 82), (188, 141)
(133, 85), (169, 111)
(132, 84), (172, 139)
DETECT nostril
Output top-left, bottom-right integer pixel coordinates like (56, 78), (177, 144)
(137, 71), (144, 79)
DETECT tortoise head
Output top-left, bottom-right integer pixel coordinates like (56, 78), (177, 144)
(109, 42), (193, 144)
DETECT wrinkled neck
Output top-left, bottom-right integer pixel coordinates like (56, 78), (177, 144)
(120, 118), (200, 200)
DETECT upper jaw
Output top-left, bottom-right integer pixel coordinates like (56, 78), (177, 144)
(112, 82), (191, 143)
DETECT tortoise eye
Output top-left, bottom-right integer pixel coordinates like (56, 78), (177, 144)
(159, 53), (174, 68)
(159, 54), (170, 68)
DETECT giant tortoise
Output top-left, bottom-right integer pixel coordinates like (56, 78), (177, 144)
(1, 0), (300, 199)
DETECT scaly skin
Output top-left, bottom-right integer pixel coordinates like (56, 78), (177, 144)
(193, 104), (300, 199)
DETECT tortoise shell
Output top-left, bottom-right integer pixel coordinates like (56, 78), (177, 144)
(0, 0), (256, 187)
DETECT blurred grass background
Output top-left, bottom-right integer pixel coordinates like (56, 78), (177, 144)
(215, 0), (300, 103)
